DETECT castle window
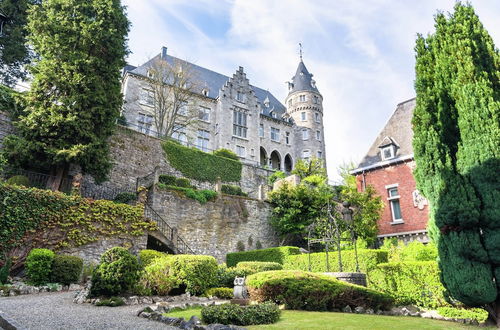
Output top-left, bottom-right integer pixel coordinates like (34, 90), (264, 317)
(270, 127), (280, 142)
(139, 89), (154, 107)
(316, 130), (321, 140)
(299, 95), (306, 102)
(236, 145), (246, 158)
(302, 128), (309, 140)
(302, 150), (311, 161)
(202, 88), (209, 97)
(178, 101), (188, 116)
(301, 112), (307, 121)
(233, 111), (247, 138)
(285, 132), (290, 144)
(236, 91), (245, 102)
(198, 106), (210, 122)
(172, 124), (187, 145)
(387, 185), (403, 223)
(317, 151), (322, 158)
(313, 95), (319, 104)
(288, 99), (292, 107)
(259, 124), (264, 137)
(137, 113), (153, 135)
(315, 112), (320, 123)
(196, 129), (210, 152)
(381, 145), (395, 160)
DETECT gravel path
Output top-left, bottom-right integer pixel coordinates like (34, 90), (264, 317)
(0, 291), (177, 330)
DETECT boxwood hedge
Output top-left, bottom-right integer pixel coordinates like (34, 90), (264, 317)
(201, 302), (280, 326)
(226, 246), (300, 267)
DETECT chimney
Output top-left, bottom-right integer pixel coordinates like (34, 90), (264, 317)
(161, 46), (168, 60)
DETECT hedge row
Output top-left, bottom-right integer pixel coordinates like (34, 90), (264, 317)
(162, 141), (242, 183)
(369, 261), (448, 308)
(282, 249), (388, 278)
(201, 302), (280, 326)
(25, 248), (83, 286)
(226, 246), (300, 267)
(246, 270), (393, 311)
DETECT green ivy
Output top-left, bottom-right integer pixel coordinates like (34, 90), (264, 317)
(157, 183), (217, 204)
(0, 183), (157, 264)
(162, 141), (242, 182)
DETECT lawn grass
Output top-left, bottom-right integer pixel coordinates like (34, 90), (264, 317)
(165, 307), (492, 330)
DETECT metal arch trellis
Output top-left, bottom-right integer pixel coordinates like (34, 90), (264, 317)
(307, 200), (360, 273)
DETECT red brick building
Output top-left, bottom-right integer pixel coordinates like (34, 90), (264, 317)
(351, 98), (429, 244)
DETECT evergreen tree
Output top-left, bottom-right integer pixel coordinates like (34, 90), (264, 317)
(413, 2), (500, 322)
(3, 0), (130, 188)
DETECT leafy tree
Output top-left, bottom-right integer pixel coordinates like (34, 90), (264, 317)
(291, 157), (326, 179)
(0, 0), (38, 86)
(413, 3), (500, 323)
(3, 0), (130, 189)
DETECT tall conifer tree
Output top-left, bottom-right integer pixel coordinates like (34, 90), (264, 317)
(413, 2), (500, 322)
(3, 0), (130, 188)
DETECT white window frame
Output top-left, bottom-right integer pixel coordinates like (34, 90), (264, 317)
(302, 128), (309, 140)
(196, 129), (210, 152)
(259, 124), (264, 137)
(315, 112), (320, 123)
(137, 113), (153, 135)
(270, 127), (280, 142)
(301, 112), (307, 121)
(381, 145), (396, 160)
(198, 106), (210, 122)
(299, 95), (306, 102)
(387, 185), (403, 223)
(302, 149), (311, 160)
(236, 145), (246, 158)
(139, 89), (154, 107)
(233, 111), (248, 138)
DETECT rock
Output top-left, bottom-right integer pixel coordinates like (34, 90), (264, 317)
(401, 306), (420, 317)
(354, 306), (365, 314)
(342, 305), (352, 313)
(139, 312), (151, 319)
(142, 297), (153, 304)
(68, 283), (83, 291)
(9, 290), (17, 296)
(365, 308), (374, 314)
(390, 307), (404, 316)
(420, 310), (441, 319)
(127, 296), (139, 305)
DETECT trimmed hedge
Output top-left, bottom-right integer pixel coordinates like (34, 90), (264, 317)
(226, 246), (300, 267)
(369, 261), (447, 308)
(140, 256), (178, 295)
(139, 249), (168, 268)
(236, 262), (283, 273)
(205, 287), (234, 299)
(157, 184), (217, 204)
(90, 247), (141, 297)
(51, 255), (83, 285)
(216, 263), (254, 288)
(162, 141), (242, 183)
(213, 148), (239, 161)
(201, 302), (280, 326)
(282, 249), (388, 280)
(158, 175), (192, 188)
(246, 270), (393, 311)
(221, 185), (247, 197)
(26, 248), (55, 285)
(167, 255), (218, 296)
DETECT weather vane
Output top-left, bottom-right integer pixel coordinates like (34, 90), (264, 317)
(299, 43), (303, 60)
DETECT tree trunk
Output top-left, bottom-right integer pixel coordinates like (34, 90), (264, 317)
(496, 302), (500, 328)
(47, 165), (67, 191)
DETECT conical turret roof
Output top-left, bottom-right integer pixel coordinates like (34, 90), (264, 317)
(288, 60), (319, 94)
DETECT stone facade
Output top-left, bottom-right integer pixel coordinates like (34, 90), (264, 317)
(0, 111), (14, 148)
(150, 190), (278, 262)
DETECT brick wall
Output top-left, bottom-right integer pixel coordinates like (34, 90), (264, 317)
(356, 160), (429, 238)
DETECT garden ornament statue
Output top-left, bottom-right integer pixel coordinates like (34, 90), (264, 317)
(233, 276), (248, 299)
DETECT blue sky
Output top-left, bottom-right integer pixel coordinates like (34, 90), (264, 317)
(122, 0), (500, 182)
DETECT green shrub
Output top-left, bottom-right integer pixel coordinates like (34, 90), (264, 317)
(175, 177), (191, 188)
(158, 174), (177, 186)
(437, 307), (488, 323)
(51, 255), (83, 285)
(236, 262), (283, 273)
(184, 188), (217, 204)
(113, 192), (136, 204)
(205, 287), (234, 299)
(90, 247), (141, 297)
(369, 261), (447, 308)
(201, 302), (281, 326)
(226, 246), (300, 267)
(167, 255), (218, 296)
(236, 240), (245, 252)
(216, 263), (253, 288)
(283, 249), (388, 282)
(95, 296), (125, 307)
(246, 270), (393, 311)
(139, 249), (168, 268)
(385, 241), (438, 262)
(268, 171), (286, 185)
(6, 175), (30, 187)
(139, 256), (178, 295)
(163, 141), (242, 183)
(0, 258), (11, 284)
(221, 185), (247, 196)
(26, 248), (55, 285)
(213, 148), (239, 161)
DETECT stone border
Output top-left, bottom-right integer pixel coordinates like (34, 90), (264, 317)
(0, 310), (26, 330)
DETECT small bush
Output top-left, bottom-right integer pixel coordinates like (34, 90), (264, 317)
(247, 270), (393, 311)
(385, 241), (438, 262)
(95, 296), (125, 307)
(51, 255), (83, 285)
(216, 263), (253, 288)
(139, 249), (168, 268)
(226, 246), (300, 267)
(26, 248), (55, 285)
(201, 302), (280, 326)
(90, 247), (141, 297)
(175, 178), (191, 188)
(437, 307), (488, 323)
(113, 192), (137, 204)
(205, 287), (233, 299)
(0, 258), (11, 284)
(268, 171), (286, 185)
(167, 255), (218, 296)
(140, 256), (178, 295)
(6, 175), (30, 187)
(255, 241), (262, 249)
(213, 148), (239, 161)
(221, 185), (247, 197)
(236, 241), (245, 252)
(158, 174), (177, 186)
(184, 188), (217, 204)
(236, 262), (283, 273)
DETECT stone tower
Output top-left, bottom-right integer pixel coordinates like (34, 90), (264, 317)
(285, 59), (326, 167)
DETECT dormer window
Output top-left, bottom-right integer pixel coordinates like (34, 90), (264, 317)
(202, 88), (209, 97)
(311, 80), (316, 88)
(381, 145), (396, 160)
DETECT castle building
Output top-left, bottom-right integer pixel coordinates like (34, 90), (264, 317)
(351, 98), (430, 244)
(120, 47), (326, 173)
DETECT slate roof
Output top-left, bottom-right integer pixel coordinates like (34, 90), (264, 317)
(127, 53), (286, 118)
(352, 98), (416, 174)
(288, 60), (319, 94)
